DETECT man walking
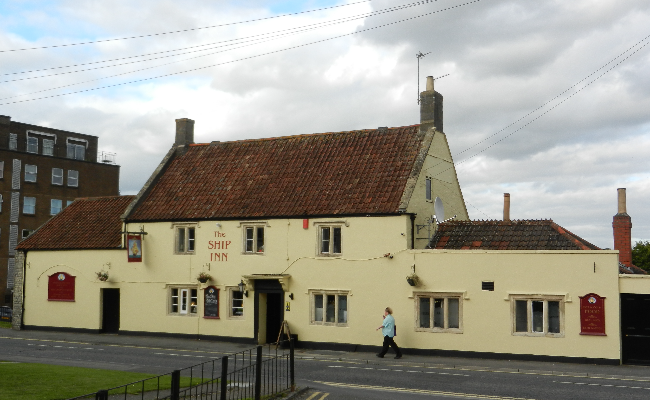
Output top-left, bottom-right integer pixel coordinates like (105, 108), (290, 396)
(376, 307), (402, 359)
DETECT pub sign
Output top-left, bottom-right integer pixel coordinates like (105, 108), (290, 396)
(579, 293), (606, 336)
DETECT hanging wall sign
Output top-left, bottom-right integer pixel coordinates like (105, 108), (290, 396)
(127, 235), (142, 262)
(204, 286), (220, 319)
(579, 293), (606, 336)
(48, 272), (75, 301)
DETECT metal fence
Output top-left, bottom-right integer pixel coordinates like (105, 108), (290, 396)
(67, 339), (295, 400)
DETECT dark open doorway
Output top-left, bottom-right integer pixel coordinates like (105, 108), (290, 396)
(621, 293), (650, 364)
(254, 280), (284, 345)
(102, 289), (120, 333)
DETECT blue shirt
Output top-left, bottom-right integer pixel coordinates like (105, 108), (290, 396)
(382, 314), (395, 337)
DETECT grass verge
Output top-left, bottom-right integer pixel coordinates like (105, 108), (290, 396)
(0, 362), (211, 400)
(0, 321), (11, 329)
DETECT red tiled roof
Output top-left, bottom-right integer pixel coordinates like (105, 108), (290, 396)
(127, 126), (425, 221)
(16, 196), (135, 250)
(428, 220), (600, 251)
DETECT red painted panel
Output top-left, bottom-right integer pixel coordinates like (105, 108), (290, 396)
(48, 272), (75, 301)
(579, 293), (606, 336)
(303, 219), (309, 229)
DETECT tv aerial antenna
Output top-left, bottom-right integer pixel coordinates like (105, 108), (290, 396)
(416, 51), (430, 104)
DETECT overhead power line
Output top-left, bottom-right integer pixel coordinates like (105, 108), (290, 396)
(0, 0), (377, 53)
(1, 0), (440, 82)
(0, 0), (482, 105)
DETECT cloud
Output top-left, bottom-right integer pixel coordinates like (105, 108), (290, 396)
(0, 0), (649, 248)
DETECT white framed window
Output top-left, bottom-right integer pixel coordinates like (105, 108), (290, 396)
(67, 170), (78, 187)
(511, 295), (564, 337)
(25, 164), (37, 182)
(175, 225), (196, 254)
(66, 200), (74, 207)
(27, 136), (38, 153)
(9, 133), (17, 151)
(170, 287), (198, 315)
(23, 197), (35, 214)
(43, 139), (54, 156)
(318, 225), (342, 256)
(21, 229), (34, 239)
(0, 161), (4, 178)
(243, 225), (265, 254)
(310, 290), (348, 326)
(67, 143), (85, 160)
(228, 287), (244, 318)
(52, 168), (63, 185)
(50, 199), (62, 215)
(415, 293), (463, 333)
(425, 177), (432, 201)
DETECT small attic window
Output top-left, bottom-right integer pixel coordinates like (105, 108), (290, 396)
(425, 177), (432, 201)
(482, 281), (495, 291)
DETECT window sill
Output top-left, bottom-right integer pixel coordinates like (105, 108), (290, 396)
(310, 323), (348, 327)
(415, 328), (463, 334)
(174, 252), (196, 255)
(167, 314), (198, 317)
(512, 332), (564, 338)
(242, 252), (265, 256)
(317, 254), (342, 258)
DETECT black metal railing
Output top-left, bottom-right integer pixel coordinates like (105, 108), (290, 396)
(67, 339), (295, 400)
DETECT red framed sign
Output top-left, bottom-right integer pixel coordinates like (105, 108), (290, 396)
(48, 272), (75, 301)
(579, 293), (606, 336)
(127, 235), (142, 262)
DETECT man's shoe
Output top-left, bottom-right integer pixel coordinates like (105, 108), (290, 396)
(394, 355), (402, 359)
(376, 354), (384, 358)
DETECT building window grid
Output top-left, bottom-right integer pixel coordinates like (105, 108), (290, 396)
(243, 225), (265, 253)
(0, 161), (4, 178)
(67, 143), (85, 160)
(229, 288), (244, 318)
(9, 134), (17, 151)
(52, 168), (63, 185)
(311, 290), (348, 326)
(425, 177), (432, 201)
(170, 287), (198, 315)
(43, 139), (54, 156)
(512, 296), (564, 337)
(27, 136), (38, 153)
(416, 293), (462, 333)
(23, 197), (36, 214)
(319, 226), (342, 256)
(25, 164), (37, 182)
(50, 199), (62, 215)
(175, 226), (196, 254)
(67, 170), (79, 187)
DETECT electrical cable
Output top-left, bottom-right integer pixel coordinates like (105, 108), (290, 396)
(1, 0), (440, 83)
(0, 0), (376, 53)
(0, 0), (482, 105)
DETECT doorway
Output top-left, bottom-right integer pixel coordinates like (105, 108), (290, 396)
(621, 293), (650, 364)
(254, 280), (284, 345)
(102, 289), (120, 333)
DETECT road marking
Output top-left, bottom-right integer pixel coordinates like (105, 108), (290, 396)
(554, 380), (650, 390)
(306, 392), (330, 400)
(314, 381), (536, 399)
(327, 365), (469, 377)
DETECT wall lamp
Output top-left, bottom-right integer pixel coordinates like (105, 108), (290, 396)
(238, 279), (248, 297)
(289, 293), (294, 300)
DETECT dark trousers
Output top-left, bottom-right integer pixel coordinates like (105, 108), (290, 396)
(378, 335), (402, 357)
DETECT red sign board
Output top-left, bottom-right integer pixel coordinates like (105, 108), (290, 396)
(127, 235), (142, 262)
(48, 272), (75, 301)
(579, 293), (606, 336)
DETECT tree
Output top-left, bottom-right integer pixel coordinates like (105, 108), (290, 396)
(632, 241), (650, 272)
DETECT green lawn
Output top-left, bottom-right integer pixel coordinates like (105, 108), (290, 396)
(0, 362), (211, 400)
(0, 321), (11, 329)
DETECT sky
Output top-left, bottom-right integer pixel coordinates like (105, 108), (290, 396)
(0, 0), (649, 248)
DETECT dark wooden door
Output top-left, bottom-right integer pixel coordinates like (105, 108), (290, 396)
(102, 289), (120, 333)
(621, 293), (650, 364)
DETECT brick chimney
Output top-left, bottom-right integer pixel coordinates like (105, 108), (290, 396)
(175, 118), (195, 147)
(0, 115), (10, 125)
(503, 193), (510, 222)
(613, 188), (632, 266)
(419, 76), (443, 134)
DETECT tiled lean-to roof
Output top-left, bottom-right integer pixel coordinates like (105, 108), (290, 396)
(429, 220), (600, 251)
(17, 196), (135, 250)
(127, 126), (426, 221)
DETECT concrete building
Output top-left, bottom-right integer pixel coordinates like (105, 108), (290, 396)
(0, 115), (120, 307)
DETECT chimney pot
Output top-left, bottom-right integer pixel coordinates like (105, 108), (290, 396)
(426, 76), (434, 91)
(613, 188), (633, 267)
(503, 193), (510, 222)
(617, 188), (627, 215)
(175, 118), (195, 147)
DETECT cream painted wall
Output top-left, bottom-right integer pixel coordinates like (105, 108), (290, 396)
(406, 131), (469, 249)
(22, 217), (625, 362)
(619, 274), (650, 294)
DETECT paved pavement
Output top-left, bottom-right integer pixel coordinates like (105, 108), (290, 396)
(3, 327), (650, 388)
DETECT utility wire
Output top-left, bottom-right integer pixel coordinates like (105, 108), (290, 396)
(0, 0), (481, 105)
(1, 0), (438, 83)
(0, 0), (376, 53)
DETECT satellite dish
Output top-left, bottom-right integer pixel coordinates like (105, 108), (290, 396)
(434, 197), (444, 222)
